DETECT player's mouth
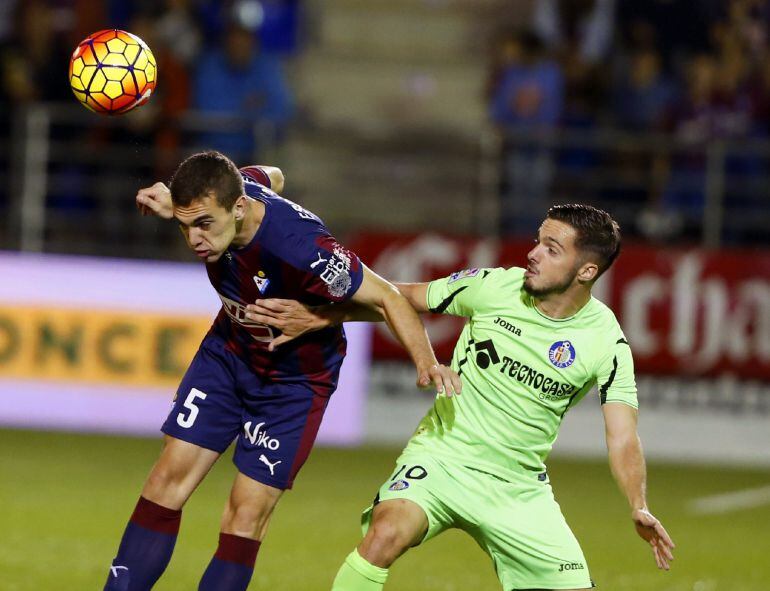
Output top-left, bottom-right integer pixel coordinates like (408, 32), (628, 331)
(524, 265), (538, 278)
(195, 249), (210, 259)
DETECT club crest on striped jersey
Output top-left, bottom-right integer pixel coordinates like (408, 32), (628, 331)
(448, 268), (480, 284)
(548, 340), (576, 369)
(253, 271), (270, 294)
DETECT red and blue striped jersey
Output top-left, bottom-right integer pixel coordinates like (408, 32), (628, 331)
(205, 167), (364, 393)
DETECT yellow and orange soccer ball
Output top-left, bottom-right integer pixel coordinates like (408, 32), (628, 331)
(68, 29), (157, 115)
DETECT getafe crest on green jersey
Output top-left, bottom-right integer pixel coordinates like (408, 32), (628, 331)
(407, 267), (637, 480)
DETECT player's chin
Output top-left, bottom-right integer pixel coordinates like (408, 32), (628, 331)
(194, 249), (221, 263)
(522, 277), (539, 294)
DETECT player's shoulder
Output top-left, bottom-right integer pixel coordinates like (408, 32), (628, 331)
(441, 265), (517, 286)
(583, 296), (627, 341)
(243, 177), (326, 231)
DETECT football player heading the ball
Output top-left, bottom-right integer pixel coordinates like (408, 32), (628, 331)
(245, 204), (675, 591)
(103, 151), (461, 591)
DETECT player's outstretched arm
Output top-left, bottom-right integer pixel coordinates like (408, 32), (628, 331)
(136, 182), (174, 219)
(244, 282), (431, 350)
(603, 403), (675, 570)
(244, 299), (382, 350)
(353, 266), (460, 396)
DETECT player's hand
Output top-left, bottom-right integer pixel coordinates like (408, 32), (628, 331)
(417, 364), (462, 397)
(136, 182), (174, 219)
(245, 298), (328, 351)
(632, 508), (675, 570)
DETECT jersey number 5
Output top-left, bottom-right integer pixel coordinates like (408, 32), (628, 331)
(176, 388), (207, 428)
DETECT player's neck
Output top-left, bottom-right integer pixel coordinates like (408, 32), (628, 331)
(231, 199), (265, 247)
(534, 287), (591, 319)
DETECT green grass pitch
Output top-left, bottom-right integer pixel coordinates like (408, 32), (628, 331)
(1, 428), (768, 590)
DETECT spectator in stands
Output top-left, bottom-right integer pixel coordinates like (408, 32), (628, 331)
(612, 46), (676, 131)
(156, 0), (202, 67)
(533, 0), (616, 65)
(192, 16), (295, 162)
(640, 49), (756, 242)
(617, 0), (725, 67)
(488, 30), (564, 236)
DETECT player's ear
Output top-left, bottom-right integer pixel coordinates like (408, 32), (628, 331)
(577, 261), (599, 284)
(233, 195), (247, 221)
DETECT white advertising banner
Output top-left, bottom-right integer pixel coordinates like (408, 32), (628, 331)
(0, 252), (370, 444)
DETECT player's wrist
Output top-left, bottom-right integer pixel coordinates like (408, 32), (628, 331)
(315, 305), (343, 327)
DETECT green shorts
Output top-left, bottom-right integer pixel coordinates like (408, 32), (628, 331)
(362, 452), (594, 590)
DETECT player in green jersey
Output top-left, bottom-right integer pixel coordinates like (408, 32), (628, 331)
(245, 204), (675, 590)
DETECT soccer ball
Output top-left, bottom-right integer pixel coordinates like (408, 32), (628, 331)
(68, 29), (157, 115)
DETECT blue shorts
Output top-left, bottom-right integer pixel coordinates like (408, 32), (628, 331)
(162, 334), (334, 489)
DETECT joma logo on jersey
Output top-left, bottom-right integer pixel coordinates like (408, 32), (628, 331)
(558, 562), (585, 572)
(499, 356), (578, 398)
(243, 421), (281, 450)
(493, 316), (521, 337)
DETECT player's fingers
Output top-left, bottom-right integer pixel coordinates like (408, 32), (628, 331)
(442, 369), (458, 397)
(247, 303), (279, 317)
(651, 544), (665, 570)
(655, 522), (675, 549)
(429, 366), (446, 395)
(438, 370), (455, 397)
(259, 298), (295, 311)
(245, 310), (281, 327)
(655, 534), (675, 561)
(267, 334), (293, 351)
(450, 371), (462, 395)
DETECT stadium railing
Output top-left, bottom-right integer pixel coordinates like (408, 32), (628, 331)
(4, 103), (770, 257)
(5, 103), (278, 259)
(479, 127), (770, 247)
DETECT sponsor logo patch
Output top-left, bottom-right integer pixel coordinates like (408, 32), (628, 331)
(549, 340), (576, 369)
(318, 246), (353, 298)
(448, 268), (480, 284)
(388, 479), (410, 491)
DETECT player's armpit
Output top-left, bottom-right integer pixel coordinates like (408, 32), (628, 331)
(353, 266), (460, 396)
(394, 282), (431, 313)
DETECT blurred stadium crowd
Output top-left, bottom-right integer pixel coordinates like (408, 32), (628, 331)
(0, 0), (768, 253)
(487, 0), (770, 242)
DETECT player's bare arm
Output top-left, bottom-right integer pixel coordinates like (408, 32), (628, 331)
(244, 281), (431, 345)
(246, 274), (459, 395)
(350, 268), (459, 396)
(603, 402), (675, 570)
(135, 165), (284, 218)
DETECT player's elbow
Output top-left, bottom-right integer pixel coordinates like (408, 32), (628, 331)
(268, 168), (285, 194)
(605, 430), (641, 457)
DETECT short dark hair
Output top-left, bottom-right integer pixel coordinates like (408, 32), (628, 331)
(546, 204), (621, 277)
(169, 150), (244, 210)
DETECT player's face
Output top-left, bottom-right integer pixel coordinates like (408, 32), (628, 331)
(523, 219), (583, 297)
(174, 195), (239, 263)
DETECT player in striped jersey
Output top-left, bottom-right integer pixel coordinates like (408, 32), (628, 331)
(103, 151), (460, 591)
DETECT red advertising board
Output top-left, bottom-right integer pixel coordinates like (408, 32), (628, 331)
(348, 233), (770, 379)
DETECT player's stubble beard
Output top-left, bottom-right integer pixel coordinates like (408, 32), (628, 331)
(523, 265), (580, 298)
